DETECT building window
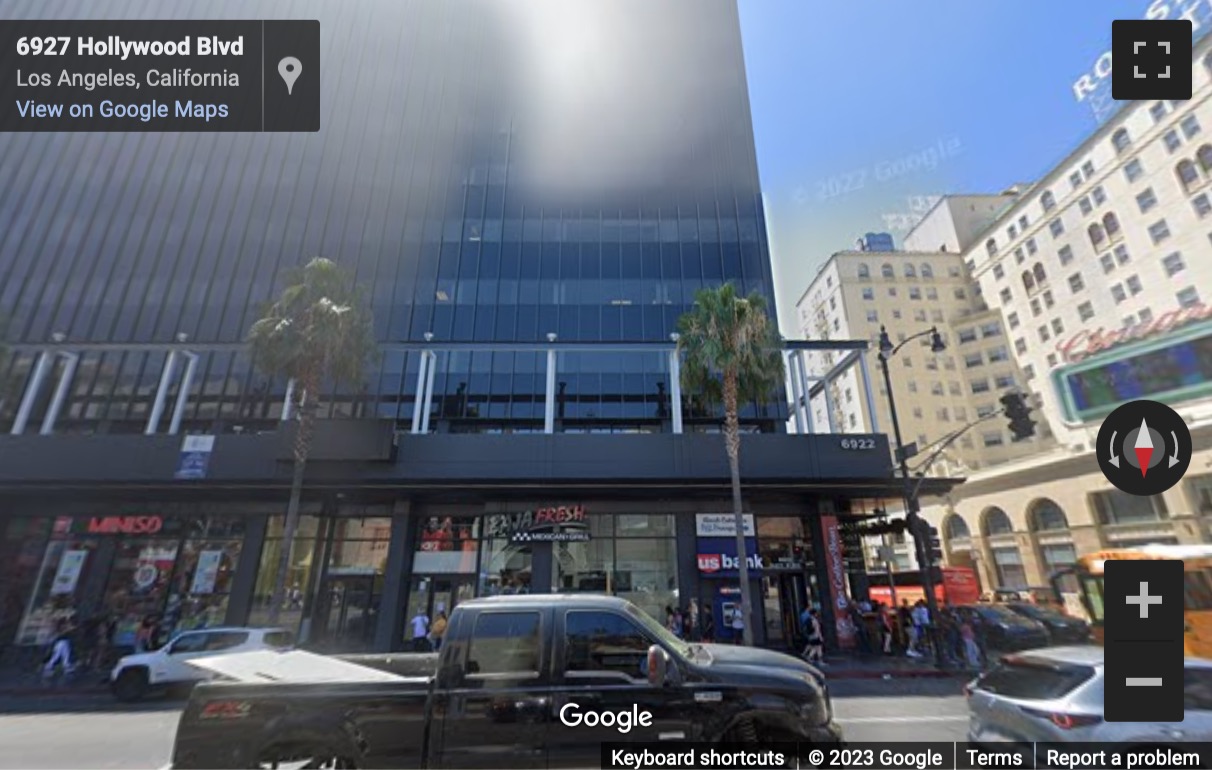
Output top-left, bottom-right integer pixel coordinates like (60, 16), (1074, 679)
(905, 263), (916, 278)
(914, 309), (927, 322)
(1100, 253), (1116, 273)
(1178, 287), (1201, 308)
(1124, 157), (1144, 182)
(903, 356), (913, 368)
(964, 352), (983, 368)
(1092, 186), (1107, 205)
(1195, 194), (1212, 218)
(1112, 127), (1132, 153)
(1125, 275), (1142, 295)
(1025, 237), (1038, 255)
(866, 310), (878, 322)
(1164, 129), (1182, 152)
(1182, 114), (1202, 139)
(1114, 244), (1130, 265)
(1150, 101), (1168, 122)
(1112, 284), (1127, 303)
(994, 374), (1016, 389)
(909, 287), (921, 300)
(1023, 364), (1035, 380)
(955, 288), (966, 300)
(1041, 191), (1056, 211)
(983, 432), (1005, 448)
(1139, 308), (1154, 323)
(857, 263), (870, 279)
(1047, 352), (1058, 367)
(1088, 222), (1105, 249)
(1079, 196), (1093, 216)
(981, 322), (1001, 338)
(930, 381), (945, 396)
(888, 288), (897, 297)
(862, 287), (875, 300)
(1078, 301), (1095, 321)
(1058, 245), (1074, 265)
(1007, 224), (1017, 240)
(1146, 220), (1175, 245)
(921, 263), (933, 277)
(1007, 312), (1019, 329)
(1136, 188), (1158, 213)
(1051, 318), (1064, 335)
(971, 379), (990, 394)
(985, 238), (997, 257)
(1199, 144), (1212, 173)
(1102, 211), (1120, 238)
(881, 263), (894, 278)
(829, 297), (836, 310)
(931, 309), (944, 323)
(1068, 272), (1085, 293)
(552, 514), (678, 621)
(926, 287), (938, 300)
(948, 381), (961, 395)
(1069, 171), (1083, 190)
(1177, 159), (1201, 191)
(958, 328), (978, 344)
(988, 346), (1009, 363)
(1092, 490), (1167, 525)
(1082, 160), (1095, 178)
(1030, 298), (1042, 316)
(1015, 338), (1028, 354)
(1163, 252), (1186, 276)
(993, 264), (1005, 280)
(1049, 218), (1064, 237)
(1038, 325), (1051, 342)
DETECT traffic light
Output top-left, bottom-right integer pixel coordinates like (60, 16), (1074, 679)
(1001, 391), (1036, 441)
(928, 525), (943, 564)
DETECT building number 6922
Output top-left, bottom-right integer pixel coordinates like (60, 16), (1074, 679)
(840, 438), (876, 450)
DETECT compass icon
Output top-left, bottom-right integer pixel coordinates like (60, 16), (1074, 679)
(1096, 399), (1192, 496)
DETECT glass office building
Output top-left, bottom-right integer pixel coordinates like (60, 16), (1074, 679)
(0, 0), (781, 435)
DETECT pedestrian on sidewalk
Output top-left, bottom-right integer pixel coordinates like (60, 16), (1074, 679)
(409, 608), (430, 652)
(42, 619), (76, 679)
(801, 609), (825, 665)
(877, 603), (894, 655)
(897, 600), (912, 654)
(730, 607), (744, 644)
(961, 616), (981, 669)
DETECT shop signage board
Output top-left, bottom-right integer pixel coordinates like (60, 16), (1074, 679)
(696, 537), (762, 576)
(480, 505), (592, 544)
(86, 515), (163, 534)
(820, 515), (857, 649)
(1056, 302), (1212, 363)
(695, 513), (755, 538)
(175, 434), (216, 480)
(190, 549), (224, 594)
(50, 550), (87, 595)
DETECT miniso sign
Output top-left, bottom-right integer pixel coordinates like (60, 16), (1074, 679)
(695, 513), (755, 538)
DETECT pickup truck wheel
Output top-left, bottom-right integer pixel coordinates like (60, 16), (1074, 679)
(113, 668), (149, 702)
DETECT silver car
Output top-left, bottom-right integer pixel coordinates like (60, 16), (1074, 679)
(967, 645), (1212, 745)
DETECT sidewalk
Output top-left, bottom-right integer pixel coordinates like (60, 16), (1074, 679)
(0, 663), (111, 697)
(817, 653), (977, 680)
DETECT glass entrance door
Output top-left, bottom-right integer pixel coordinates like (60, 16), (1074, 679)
(402, 575), (476, 650)
(313, 572), (381, 652)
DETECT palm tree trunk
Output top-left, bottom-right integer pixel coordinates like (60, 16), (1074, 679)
(723, 370), (755, 647)
(266, 372), (317, 625)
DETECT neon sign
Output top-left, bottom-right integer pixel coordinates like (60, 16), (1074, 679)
(1056, 302), (1212, 363)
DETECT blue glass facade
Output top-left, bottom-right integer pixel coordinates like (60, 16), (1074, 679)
(0, 0), (783, 434)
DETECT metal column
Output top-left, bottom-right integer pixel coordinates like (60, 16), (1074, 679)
(858, 350), (881, 434)
(410, 353), (429, 434)
(282, 378), (296, 421)
(669, 347), (683, 434)
(168, 352), (200, 435)
(420, 351), (437, 434)
(795, 351), (814, 434)
(544, 348), (557, 434)
(10, 351), (53, 435)
(39, 353), (79, 435)
(786, 351), (804, 434)
(145, 351), (180, 435)
(823, 376), (838, 433)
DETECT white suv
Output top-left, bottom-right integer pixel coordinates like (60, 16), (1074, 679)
(110, 626), (293, 702)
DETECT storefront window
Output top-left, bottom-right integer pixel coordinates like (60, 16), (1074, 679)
(552, 514), (677, 621)
(16, 536), (100, 645)
(992, 546), (1028, 590)
(249, 514), (321, 630)
(414, 514), (479, 573)
(312, 516), (393, 652)
(479, 536), (532, 595)
(162, 517), (247, 636)
(0, 517), (51, 647)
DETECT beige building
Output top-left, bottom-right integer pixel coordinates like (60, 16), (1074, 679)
(920, 36), (1212, 594)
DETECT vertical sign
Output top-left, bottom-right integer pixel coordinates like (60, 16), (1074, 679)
(190, 550), (224, 594)
(175, 435), (216, 479)
(51, 550), (88, 595)
(820, 515), (857, 649)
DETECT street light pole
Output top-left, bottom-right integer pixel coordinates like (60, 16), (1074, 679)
(876, 325), (947, 668)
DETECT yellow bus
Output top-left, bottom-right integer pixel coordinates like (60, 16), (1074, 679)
(1054, 544), (1212, 657)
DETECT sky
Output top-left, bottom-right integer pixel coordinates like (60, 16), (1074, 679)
(737, 0), (1150, 334)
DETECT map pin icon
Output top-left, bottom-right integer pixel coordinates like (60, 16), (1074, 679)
(278, 56), (302, 95)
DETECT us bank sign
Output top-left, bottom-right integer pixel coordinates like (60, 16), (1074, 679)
(1073, 0), (1212, 120)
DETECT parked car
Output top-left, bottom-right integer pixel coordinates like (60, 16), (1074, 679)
(1004, 602), (1090, 645)
(167, 595), (843, 769)
(110, 626), (293, 702)
(955, 603), (1050, 653)
(967, 646), (1212, 745)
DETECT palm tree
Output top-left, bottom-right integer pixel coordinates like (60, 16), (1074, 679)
(676, 283), (784, 646)
(247, 258), (377, 624)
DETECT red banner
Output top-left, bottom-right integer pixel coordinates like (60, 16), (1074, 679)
(820, 515), (856, 649)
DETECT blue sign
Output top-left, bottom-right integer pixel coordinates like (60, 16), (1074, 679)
(696, 537), (762, 577)
(174, 435), (215, 480)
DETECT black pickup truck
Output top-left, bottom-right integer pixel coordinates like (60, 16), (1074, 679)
(169, 594), (842, 769)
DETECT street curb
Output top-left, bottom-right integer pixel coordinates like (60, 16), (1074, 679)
(826, 669), (969, 679)
(0, 685), (109, 697)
